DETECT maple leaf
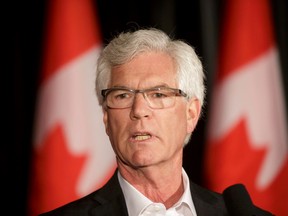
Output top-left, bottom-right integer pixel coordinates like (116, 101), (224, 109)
(29, 124), (87, 216)
(204, 118), (288, 215)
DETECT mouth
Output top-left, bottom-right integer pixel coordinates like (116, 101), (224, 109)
(132, 134), (152, 141)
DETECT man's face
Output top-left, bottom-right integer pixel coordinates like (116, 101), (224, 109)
(103, 52), (200, 169)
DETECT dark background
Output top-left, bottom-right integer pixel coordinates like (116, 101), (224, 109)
(11, 0), (287, 215)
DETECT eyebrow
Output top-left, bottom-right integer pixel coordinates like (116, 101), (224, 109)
(109, 84), (171, 90)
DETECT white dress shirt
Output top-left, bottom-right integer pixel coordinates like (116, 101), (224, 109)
(118, 168), (197, 216)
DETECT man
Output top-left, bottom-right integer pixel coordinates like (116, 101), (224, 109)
(40, 28), (272, 216)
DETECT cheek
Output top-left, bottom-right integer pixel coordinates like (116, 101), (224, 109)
(169, 104), (193, 144)
(162, 108), (187, 140)
(104, 111), (127, 138)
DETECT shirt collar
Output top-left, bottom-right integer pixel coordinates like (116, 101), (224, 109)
(118, 168), (197, 216)
(118, 171), (152, 216)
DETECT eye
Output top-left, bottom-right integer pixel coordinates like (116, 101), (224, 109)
(149, 90), (169, 99)
(113, 90), (133, 100)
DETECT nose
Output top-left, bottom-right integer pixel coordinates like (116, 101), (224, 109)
(129, 93), (151, 120)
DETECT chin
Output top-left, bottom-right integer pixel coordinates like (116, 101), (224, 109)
(131, 154), (154, 167)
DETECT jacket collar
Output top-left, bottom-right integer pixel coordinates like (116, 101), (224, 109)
(88, 169), (227, 216)
(190, 181), (228, 215)
(90, 169), (129, 216)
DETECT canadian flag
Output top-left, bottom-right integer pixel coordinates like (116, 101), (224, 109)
(203, 0), (288, 215)
(28, 0), (116, 215)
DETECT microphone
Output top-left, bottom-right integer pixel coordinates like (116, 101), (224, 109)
(223, 184), (274, 216)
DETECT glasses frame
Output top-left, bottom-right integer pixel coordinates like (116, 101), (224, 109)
(101, 86), (187, 109)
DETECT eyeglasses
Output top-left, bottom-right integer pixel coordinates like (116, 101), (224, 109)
(101, 86), (187, 109)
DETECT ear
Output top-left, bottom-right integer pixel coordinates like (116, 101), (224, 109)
(103, 108), (109, 135)
(186, 98), (201, 133)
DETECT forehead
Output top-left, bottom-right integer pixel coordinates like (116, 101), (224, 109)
(109, 52), (178, 88)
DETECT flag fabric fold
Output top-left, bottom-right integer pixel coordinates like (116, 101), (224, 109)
(204, 0), (288, 215)
(28, 0), (116, 215)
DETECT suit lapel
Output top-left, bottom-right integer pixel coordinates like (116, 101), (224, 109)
(90, 170), (129, 216)
(190, 182), (227, 215)
(87, 171), (227, 216)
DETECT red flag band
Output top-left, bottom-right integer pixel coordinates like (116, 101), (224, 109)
(28, 0), (116, 215)
(204, 0), (288, 215)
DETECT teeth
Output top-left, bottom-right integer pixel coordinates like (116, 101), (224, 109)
(134, 135), (151, 140)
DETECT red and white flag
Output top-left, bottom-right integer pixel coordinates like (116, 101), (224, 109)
(28, 0), (116, 215)
(204, 0), (288, 215)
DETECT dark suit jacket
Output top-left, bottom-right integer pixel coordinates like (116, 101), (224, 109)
(40, 170), (228, 216)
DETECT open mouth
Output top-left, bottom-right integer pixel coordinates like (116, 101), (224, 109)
(133, 134), (151, 141)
